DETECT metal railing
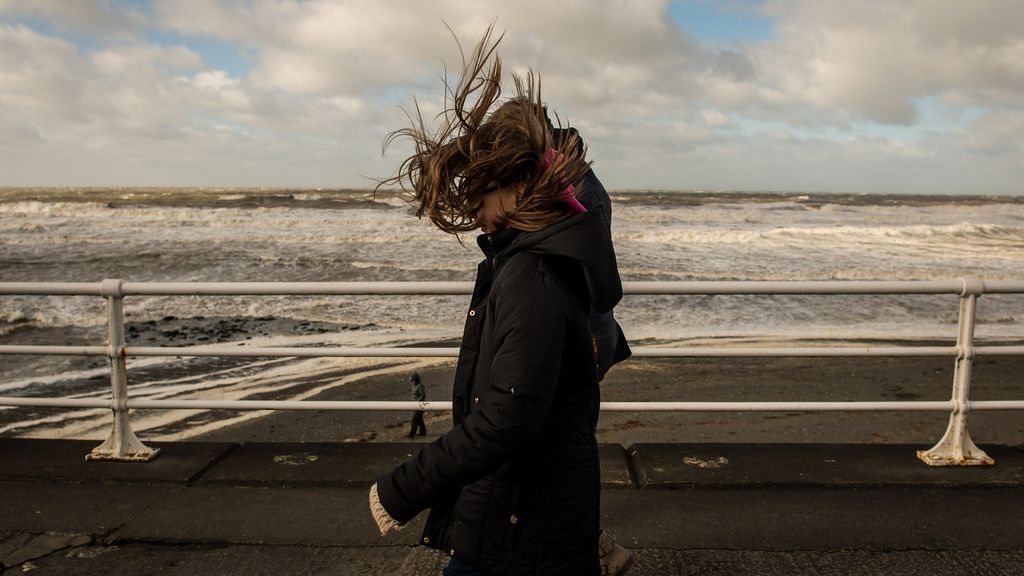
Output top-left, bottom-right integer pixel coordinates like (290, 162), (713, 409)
(2, 278), (1023, 465)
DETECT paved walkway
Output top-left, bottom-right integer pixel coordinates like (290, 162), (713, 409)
(2, 439), (1023, 575)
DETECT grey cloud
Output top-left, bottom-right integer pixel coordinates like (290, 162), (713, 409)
(712, 50), (757, 82)
(912, 0), (1024, 47)
(959, 110), (1024, 156)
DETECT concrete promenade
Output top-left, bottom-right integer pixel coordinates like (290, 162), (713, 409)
(2, 438), (1024, 575)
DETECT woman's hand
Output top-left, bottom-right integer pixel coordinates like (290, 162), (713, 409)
(368, 482), (405, 536)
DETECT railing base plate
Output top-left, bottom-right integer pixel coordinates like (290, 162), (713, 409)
(86, 447), (161, 462)
(917, 434), (994, 466)
(86, 429), (161, 462)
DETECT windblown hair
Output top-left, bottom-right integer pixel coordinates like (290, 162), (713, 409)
(378, 26), (591, 234)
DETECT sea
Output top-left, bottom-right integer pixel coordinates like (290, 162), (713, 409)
(1, 188), (1022, 439)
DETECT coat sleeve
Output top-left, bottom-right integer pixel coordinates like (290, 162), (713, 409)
(375, 264), (570, 523)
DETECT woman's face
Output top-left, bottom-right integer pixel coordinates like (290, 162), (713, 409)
(473, 183), (521, 234)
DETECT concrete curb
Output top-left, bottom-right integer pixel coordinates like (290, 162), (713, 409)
(0, 439), (237, 485)
(4, 439), (1024, 489)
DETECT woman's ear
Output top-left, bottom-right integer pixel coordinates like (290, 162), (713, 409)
(500, 183), (524, 213)
(513, 181), (527, 206)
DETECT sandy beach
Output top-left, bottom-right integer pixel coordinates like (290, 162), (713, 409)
(188, 353), (1024, 449)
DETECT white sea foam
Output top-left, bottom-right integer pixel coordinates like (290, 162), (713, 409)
(1, 193), (1019, 334)
(614, 218), (1023, 246)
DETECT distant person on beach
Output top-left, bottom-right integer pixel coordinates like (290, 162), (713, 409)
(369, 27), (628, 575)
(408, 372), (427, 438)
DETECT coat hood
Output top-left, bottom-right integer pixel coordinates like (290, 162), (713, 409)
(478, 206), (623, 313)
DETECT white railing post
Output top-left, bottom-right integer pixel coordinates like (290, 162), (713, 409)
(917, 278), (993, 466)
(86, 279), (160, 462)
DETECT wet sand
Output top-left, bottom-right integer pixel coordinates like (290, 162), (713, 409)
(191, 354), (1024, 448)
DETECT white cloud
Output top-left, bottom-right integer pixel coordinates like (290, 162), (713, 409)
(701, 110), (734, 128)
(91, 43), (201, 76)
(152, 0), (699, 104)
(0, 1), (1021, 193)
(747, 0), (1024, 125)
(180, 70), (253, 113)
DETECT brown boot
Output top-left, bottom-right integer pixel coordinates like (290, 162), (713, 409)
(598, 530), (633, 576)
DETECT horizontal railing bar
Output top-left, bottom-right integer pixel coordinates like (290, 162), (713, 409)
(11, 345), (1024, 358)
(0, 281), (476, 296)
(1, 397), (1019, 411)
(631, 346), (958, 357)
(122, 281), (476, 296)
(598, 401), (955, 411)
(984, 280), (1024, 293)
(2, 279), (1023, 297)
(127, 280), (975, 296)
(129, 345), (962, 358)
(974, 346), (1024, 355)
(0, 345), (966, 358)
(0, 397), (112, 408)
(0, 346), (108, 356)
(623, 280), (967, 295)
(0, 397), (967, 412)
(128, 399), (452, 410)
(127, 346), (457, 357)
(627, 279), (1024, 295)
(0, 282), (100, 296)
(969, 401), (1024, 410)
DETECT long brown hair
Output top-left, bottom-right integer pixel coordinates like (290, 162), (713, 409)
(378, 25), (591, 234)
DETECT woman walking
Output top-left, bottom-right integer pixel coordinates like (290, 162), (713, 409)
(370, 27), (624, 575)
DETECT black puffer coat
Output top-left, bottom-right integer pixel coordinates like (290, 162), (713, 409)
(376, 207), (623, 575)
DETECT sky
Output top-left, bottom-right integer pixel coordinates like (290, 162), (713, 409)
(0, 0), (1022, 195)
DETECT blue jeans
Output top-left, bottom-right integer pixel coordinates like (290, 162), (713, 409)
(442, 556), (481, 576)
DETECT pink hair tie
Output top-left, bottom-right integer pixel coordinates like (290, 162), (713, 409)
(544, 148), (586, 215)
